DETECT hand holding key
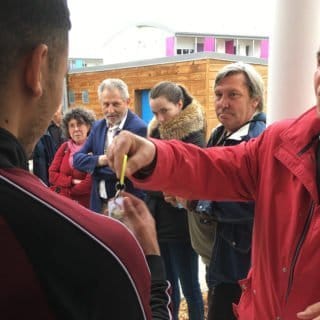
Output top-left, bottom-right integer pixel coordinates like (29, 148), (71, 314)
(106, 131), (156, 178)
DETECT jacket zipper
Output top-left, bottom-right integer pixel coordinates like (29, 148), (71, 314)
(285, 201), (315, 302)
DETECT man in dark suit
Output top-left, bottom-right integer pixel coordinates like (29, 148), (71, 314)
(74, 78), (147, 213)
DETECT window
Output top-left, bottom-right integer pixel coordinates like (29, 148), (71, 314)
(68, 91), (75, 104)
(176, 48), (194, 55)
(197, 43), (204, 52)
(245, 45), (250, 56)
(82, 90), (89, 104)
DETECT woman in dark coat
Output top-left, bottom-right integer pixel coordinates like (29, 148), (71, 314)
(147, 81), (206, 320)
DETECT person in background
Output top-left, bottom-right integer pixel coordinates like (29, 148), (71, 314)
(73, 78), (147, 213)
(49, 107), (96, 208)
(0, 1), (171, 319)
(190, 62), (266, 320)
(32, 104), (65, 185)
(146, 81), (205, 320)
(106, 49), (320, 320)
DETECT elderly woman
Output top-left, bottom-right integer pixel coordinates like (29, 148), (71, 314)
(49, 107), (96, 208)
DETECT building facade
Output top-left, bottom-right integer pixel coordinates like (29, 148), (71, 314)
(67, 52), (268, 137)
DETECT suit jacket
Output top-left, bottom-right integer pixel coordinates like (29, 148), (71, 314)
(73, 109), (147, 213)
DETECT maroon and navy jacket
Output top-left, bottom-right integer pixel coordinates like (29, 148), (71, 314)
(49, 141), (92, 208)
(0, 127), (172, 320)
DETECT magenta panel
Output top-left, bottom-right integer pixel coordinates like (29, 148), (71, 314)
(166, 37), (175, 56)
(260, 39), (269, 58)
(225, 40), (234, 54)
(204, 37), (215, 52)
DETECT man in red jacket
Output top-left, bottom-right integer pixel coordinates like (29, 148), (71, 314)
(107, 48), (320, 319)
(0, 1), (171, 319)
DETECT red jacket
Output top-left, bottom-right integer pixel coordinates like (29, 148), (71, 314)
(132, 107), (320, 319)
(49, 141), (91, 208)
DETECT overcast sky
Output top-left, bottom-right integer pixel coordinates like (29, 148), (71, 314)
(68, 0), (275, 58)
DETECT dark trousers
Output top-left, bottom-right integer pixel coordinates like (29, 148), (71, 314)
(207, 283), (242, 320)
(160, 242), (204, 320)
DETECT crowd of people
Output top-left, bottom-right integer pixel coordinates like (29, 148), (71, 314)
(1, 1), (320, 320)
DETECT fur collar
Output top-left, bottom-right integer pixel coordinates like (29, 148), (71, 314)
(148, 99), (206, 140)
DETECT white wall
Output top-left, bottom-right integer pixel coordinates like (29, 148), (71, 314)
(176, 37), (195, 50)
(216, 39), (226, 53)
(101, 26), (173, 64)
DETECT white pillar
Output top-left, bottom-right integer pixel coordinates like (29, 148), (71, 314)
(267, 0), (320, 124)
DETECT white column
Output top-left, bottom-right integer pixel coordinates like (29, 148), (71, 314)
(267, 0), (320, 124)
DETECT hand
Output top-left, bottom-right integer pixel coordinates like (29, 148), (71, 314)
(163, 193), (178, 207)
(120, 192), (160, 256)
(176, 197), (188, 209)
(107, 131), (156, 178)
(297, 302), (320, 319)
(98, 154), (108, 167)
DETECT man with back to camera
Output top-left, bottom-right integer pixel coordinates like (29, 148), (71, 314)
(107, 48), (320, 319)
(0, 1), (171, 319)
(73, 78), (147, 213)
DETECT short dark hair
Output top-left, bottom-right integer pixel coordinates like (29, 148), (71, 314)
(149, 81), (193, 109)
(62, 107), (96, 139)
(0, 0), (71, 89)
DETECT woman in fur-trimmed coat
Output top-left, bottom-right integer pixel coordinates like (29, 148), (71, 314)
(146, 81), (206, 320)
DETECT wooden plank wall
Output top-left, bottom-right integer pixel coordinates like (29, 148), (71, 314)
(67, 58), (268, 138)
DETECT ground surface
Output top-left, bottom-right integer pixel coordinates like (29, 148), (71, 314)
(178, 291), (208, 319)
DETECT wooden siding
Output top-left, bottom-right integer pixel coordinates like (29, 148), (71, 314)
(67, 58), (268, 139)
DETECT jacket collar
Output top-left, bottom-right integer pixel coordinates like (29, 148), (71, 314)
(148, 100), (206, 140)
(279, 107), (320, 151)
(275, 106), (320, 201)
(0, 127), (28, 169)
(217, 112), (266, 142)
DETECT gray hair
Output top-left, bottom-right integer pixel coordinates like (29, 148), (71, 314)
(214, 62), (265, 111)
(62, 107), (96, 139)
(97, 78), (129, 101)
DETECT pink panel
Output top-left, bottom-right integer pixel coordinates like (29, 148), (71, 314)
(204, 37), (215, 52)
(260, 39), (269, 58)
(166, 37), (175, 56)
(225, 40), (234, 54)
